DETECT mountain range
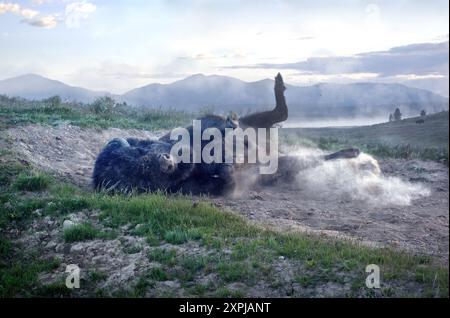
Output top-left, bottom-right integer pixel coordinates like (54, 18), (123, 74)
(0, 74), (110, 104)
(0, 73), (448, 118)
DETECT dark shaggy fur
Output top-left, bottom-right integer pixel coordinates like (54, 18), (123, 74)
(93, 115), (238, 195)
(93, 138), (194, 193)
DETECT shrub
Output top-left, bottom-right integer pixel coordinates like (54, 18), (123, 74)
(90, 96), (122, 116)
(45, 96), (62, 108)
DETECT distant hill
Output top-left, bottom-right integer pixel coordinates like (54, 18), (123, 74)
(288, 111), (449, 149)
(122, 74), (449, 117)
(1, 73), (448, 118)
(0, 74), (110, 103)
(286, 82), (449, 118)
(121, 74), (277, 113)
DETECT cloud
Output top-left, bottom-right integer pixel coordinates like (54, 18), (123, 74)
(22, 15), (58, 28)
(179, 51), (249, 61)
(1, 1), (57, 28)
(227, 41), (449, 78)
(65, 1), (96, 28)
(75, 61), (189, 82)
(0, 2), (38, 19)
(1, 1), (97, 29)
(291, 35), (316, 41)
(0, 2), (20, 14)
(20, 8), (39, 19)
(67, 61), (191, 93)
(30, 0), (55, 5)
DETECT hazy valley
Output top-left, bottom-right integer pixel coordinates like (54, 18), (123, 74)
(1, 73), (448, 121)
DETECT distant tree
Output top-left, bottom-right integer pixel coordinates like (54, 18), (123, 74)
(389, 114), (394, 122)
(46, 95), (62, 108)
(393, 108), (402, 121)
(90, 96), (118, 115)
(420, 110), (426, 117)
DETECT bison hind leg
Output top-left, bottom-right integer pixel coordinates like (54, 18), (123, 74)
(324, 148), (360, 161)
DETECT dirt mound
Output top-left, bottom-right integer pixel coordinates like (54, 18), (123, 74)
(5, 124), (449, 262)
(5, 123), (165, 187)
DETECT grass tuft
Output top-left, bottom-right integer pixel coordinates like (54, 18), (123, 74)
(63, 222), (115, 242)
(148, 248), (177, 265)
(12, 172), (52, 191)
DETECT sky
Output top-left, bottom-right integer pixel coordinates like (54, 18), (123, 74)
(0, 0), (449, 95)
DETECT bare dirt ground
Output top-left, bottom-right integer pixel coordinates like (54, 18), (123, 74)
(4, 123), (449, 263)
(214, 158), (448, 263)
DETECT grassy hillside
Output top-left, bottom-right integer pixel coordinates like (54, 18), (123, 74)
(282, 111), (449, 163)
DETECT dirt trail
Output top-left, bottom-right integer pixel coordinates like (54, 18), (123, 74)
(4, 123), (449, 262)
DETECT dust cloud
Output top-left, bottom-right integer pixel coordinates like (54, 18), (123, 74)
(289, 147), (431, 206)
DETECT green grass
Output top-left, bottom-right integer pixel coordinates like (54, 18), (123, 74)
(0, 153), (448, 297)
(0, 238), (12, 260)
(181, 255), (207, 272)
(147, 267), (169, 281)
(89, 270), (108, 282)
(94, 192), (450, 296)
(0, 254), (61, 297)
(62, 221), (117, 243)
(0, 95), (193, 131)
(213, 287), (245, 298)
(12, 172), (52, 191)
(35, 280), (72, 297)
(217, 261), (255, 283)
(164, 229), (190, 245)
(148, 248), (177, 265)
(63, 223), (99, 242)
(123, 245), (143, 254)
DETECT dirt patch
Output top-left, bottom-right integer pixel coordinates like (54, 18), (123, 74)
(16, 210), (211, 296)
(4, 123), (449, 263)
(20, 210), (153, 296)
(3, 123), (166, 187)
(214, 157), (449, 263)
(16, 212), (366, 297)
